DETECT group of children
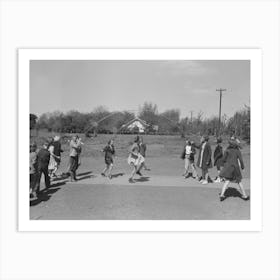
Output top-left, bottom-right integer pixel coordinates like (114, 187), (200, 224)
(100, 135), (149, 183)
(181, 135), (249, 201)
(30, 133), (249, 202)
(29, 135), (83, 199)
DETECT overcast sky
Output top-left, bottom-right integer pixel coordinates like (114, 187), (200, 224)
(30, 60), (250, 119)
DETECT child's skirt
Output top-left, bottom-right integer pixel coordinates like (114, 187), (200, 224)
(220, 164), (242, 183)
(48, 155), (57, 171)
(127, 153), (144, 167)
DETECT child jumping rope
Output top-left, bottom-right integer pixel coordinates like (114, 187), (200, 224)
(127, 136), (145, 183)
(101, 139), (115, 179)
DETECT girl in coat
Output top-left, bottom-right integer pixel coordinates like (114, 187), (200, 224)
(195, 135), (212, 184)
(213, 137), (224, 183)
(219, 139), (249, 201)
(101, 139), (115, 179)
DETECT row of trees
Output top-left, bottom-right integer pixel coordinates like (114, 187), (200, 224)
(30, 102), (250, 141)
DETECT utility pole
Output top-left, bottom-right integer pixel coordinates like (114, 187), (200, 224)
(190, 111), (193, 134)
(216, 88), (226, 136)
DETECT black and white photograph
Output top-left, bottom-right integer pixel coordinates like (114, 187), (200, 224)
(2, 1), (280, 280)
(22, 49), (257, 224)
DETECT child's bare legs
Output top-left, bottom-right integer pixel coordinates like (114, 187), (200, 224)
(220, 180), (230, 197)
(107, 163), (113, 179)
(201, 168), (209, 184)
(143, 161), (149, 170)
(183, 158), (190, 176)
(237, 182), (248, 198)
(53, 165), (58, 176)
(214, 168), (223, 182)
(191, 163), (198, 179)
(205, 171), (210, 181)
(137, 162), (144, 173)
(101, 165), (109, 176)
(49, 169), (54, 178)
(129, 164), (137, 182)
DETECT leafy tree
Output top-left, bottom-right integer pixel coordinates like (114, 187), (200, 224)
(158, 109), (181, 134)
(31, 103), (250, 140)
(138, 102), (158, 125)
(30, 114), (38, 129)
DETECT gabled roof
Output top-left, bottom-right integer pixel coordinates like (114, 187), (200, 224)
(121, 117), (149, 128)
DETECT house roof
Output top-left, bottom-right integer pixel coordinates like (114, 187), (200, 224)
(121, 117), (149, 129)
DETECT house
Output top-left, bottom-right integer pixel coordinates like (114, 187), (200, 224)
(120, 117), (149, 133)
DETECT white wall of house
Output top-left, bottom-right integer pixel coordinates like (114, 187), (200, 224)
(127, 120), (146, 133)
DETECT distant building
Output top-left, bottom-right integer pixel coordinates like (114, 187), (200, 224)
(120, 117), (149, 133)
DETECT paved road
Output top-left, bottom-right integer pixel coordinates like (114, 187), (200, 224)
(30, 171), (250, 220)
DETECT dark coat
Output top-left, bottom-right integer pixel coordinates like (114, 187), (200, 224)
(53, 141), (63, 157)
(103, 144), (115, 165)
(37, 148), (50, 169)
(181, 144), (196, 162)
(214, 145), (223, 167)
(139, 143), (147, 157)
(220, 146), (244, 182)
(196, 142), (212, 169)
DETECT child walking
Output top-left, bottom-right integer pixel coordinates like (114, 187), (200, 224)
(37, 142), (51, 191)
(195, 135), (213, 184)
(219, 138), (249, 201)
(213, 137), (224, 183)
(181, 139), (198, 179)
(30, 142), (38, 199)
(101, 139), (115, 179)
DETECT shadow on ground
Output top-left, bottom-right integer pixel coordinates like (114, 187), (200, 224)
(111, 172), (125, 178)
(134, 176), (150, 182)
(30, 181), (66, 207)
(30, 170), (96, 207)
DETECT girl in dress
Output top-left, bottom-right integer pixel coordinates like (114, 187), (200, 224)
(48, 138), (58, 179)
(219, 138), (249, 201)
(127, 136), (145, 183)
(194, 135), (212, 184)
(101, 139), (115, 179)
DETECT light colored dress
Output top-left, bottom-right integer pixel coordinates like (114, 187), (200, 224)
(48, 145), (57, 170)
(127, 143), (145, 166)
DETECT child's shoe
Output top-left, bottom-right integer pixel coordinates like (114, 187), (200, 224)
(214, 177), (221, 183)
